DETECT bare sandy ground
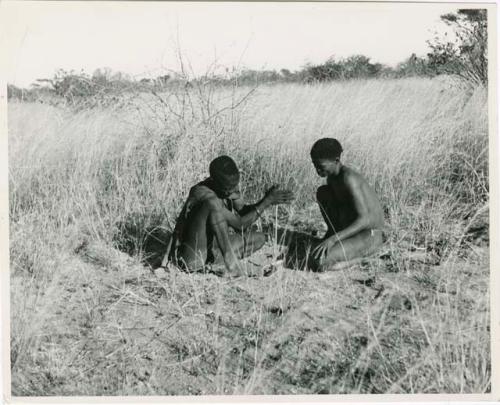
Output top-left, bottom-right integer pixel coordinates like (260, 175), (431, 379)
(11, 227), (489, 395)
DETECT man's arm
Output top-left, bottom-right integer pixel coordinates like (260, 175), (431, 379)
(223, 187), (294, 231)
(204, 194), (271, 274)
(228, 192), (245, 212)
(207, 187), (293, 273)
(216, 195), (269, 230)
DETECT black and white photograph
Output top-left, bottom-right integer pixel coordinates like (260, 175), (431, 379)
(0, 0), (497, 398)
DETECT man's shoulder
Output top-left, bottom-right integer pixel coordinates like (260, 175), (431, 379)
(341, 166), (369, 187)
(190, 182), (217, 201)
(189, 181), (227, 208)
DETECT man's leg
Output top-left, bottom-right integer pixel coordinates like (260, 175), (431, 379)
(205, 205), (266, 274)
(239, 230), (267, 258)
(176, 202), (213, 271)
(211, 230), (266, 264)
(315, 229), (383, 271)
(178, 200), (266, 274)
(317, 185), (337, 237)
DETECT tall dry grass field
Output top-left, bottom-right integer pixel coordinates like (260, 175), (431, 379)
(9, 78), (490, 395)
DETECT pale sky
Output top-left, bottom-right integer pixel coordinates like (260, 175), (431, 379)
(1, 1), (464, 87)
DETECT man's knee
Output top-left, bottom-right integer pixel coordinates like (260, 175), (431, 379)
(251, 231), (266, 249)
(320, 229), (383, 268)
(244, 231), (265, 252)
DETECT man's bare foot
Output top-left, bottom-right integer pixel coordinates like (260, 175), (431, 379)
(318, 257), (365, 272)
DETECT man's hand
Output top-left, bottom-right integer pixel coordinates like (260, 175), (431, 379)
(264, 185), (294, 206)
(312, 238), (334, 262)
(227, 191), (241, 200)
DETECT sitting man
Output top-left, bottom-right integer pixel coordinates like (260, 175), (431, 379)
(165, 155), (294, 276)
(308, 138), (385, 271)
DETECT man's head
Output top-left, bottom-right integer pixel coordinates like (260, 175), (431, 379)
(310, 138), (343, 177)
(209, 155), (240, 197)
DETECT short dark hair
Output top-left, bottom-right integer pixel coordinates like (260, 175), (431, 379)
(209, 155), (240, 186)
(310, 138), (343, 160)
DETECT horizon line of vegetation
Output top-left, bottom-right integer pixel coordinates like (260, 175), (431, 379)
(7, 9), (487, 105)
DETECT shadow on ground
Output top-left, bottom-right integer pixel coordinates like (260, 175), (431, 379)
(269, 226), (320, 270)
(113, 218), (321, 273)
(114, 219), (172, 269)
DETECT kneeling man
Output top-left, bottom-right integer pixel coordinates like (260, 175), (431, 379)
(167, 155), (293, 276)
(309, 138), (385, 271)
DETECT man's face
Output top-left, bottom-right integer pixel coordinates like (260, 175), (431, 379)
(312, 158), (340, 177)
(214, 176), (239, 198)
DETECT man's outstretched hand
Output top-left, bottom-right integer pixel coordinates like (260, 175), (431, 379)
(312, 238), (330, 261)
(264, 185), (294, 205)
